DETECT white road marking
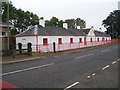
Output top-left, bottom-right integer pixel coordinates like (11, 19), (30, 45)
(75, 53), (94, 60)
(101, 51), (105, 53)
(92, 73), (95, 76)
(1, 70), (22, 76)
(75, 55), (87, 59)
(87, 53), (94, 56)
(87, 75), (90, 78)
(101, 49), (110, 53)
(53, 56), (58, 57)
(1, 63), (54, 76)
(102, 65), (110, 70)
(64, 82), (79, 90)
(118, 59), (120, 61)
(112, 61), (116, 64)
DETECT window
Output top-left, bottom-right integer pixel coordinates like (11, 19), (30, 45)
(84, 37), (86, 45)
(79, 38), (82, 43)
(97, 38), (99, 42)
(27, 43), (32, 49)
(106, 38), (107, 41)
(2, 32), (6, 36)
(58, 38), (62, 44)
(18, 43), (22, 50)
(102, 38), (104, 41)
(90, 38), (92, 42)
(43, 38), (48, 45)
(70, 38), (73, 44)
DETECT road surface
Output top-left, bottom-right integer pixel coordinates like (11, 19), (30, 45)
(2, 43), (119, 88)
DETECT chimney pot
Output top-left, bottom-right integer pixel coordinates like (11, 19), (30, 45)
(63, 23), (68, 29)
(77, 26), (81, 29)
(39, 17), (45, 27)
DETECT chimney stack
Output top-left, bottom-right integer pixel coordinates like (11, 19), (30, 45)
(39, 17), (45, 27)
(34, 25), (38, 35)
(77, 26), (81, 29)
(63, 23), (68, 29)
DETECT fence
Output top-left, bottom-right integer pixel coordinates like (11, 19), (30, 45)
(2, 47), (32, 57)
(29, 40), (112, 53)
(2, 39), (119, 57)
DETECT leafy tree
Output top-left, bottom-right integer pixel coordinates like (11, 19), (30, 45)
(76, 18), (86, 28)
(102, 10), (120, 38)
(45, 17), (86, 29)
(58, 20), (63, 27)
(45, 20), (50, 26)
(2, 1), (39, 34)
(65, 19), (75, 29)
(45, 17), (59, 27)
(65, 18), (86, 29)
(45, 17), (63, 27)
(50, 17), (58, 26)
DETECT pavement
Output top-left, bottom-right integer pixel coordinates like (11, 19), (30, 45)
(1, 43), (119, 88)
(2, 56), (40, 64)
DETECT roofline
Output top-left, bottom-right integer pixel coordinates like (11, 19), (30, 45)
(15, 34), (111, 37)
(16, 34), (86, 37)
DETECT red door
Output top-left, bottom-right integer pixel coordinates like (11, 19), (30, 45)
(84, 37), (86, 45)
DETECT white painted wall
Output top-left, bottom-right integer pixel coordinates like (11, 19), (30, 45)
(16, 36), (36, 52)
(87, 29), (95, 37)
(16, 35), (111, 52)
(38, 36), (85, 44)
(86, 36), (96, 42)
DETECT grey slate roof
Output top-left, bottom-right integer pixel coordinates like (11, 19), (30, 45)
(16, 25), (110, 37)
(94, 30), (110, 37)
(82, 29), (90, 35)
(16, 25), (86, 37)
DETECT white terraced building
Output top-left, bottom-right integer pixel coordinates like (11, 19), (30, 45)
(16, 18), (111, 52)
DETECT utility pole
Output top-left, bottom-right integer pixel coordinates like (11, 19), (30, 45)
(1, 0), (9, 50)
(112, 23), (114, 39)
(7, 1), (9, 50)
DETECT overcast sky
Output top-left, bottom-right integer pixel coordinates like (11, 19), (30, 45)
(10, 0), (119, 31)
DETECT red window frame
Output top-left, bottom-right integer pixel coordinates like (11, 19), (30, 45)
(58, 38), (62, 44)
(97, 38), (99, 42)
(79, 38), (82, 43)
(90, 38), (92, 42)
(70, 38), (73, 44)
(102, 38), (104, 41)
(43, 38), (48, 45)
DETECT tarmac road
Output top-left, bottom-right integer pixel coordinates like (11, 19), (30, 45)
(2, 43), (119, 88)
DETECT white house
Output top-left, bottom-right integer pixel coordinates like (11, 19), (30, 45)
(16, 18), (111, 52)
(82, 27), (111, 46)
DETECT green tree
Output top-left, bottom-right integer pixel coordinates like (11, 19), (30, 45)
(45, 17), (63, 27)
(65, 19), (75, 29)
(102, 10), (120, 39)
(45, 17), (86, 29)
(65, 18), (86, 29)
(76, 18), (86, 28)
(45, 20), (50, 26)
(2, 1), (39, 34)
(49, 17), (59, 26)
(58, 20), (63, 27)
